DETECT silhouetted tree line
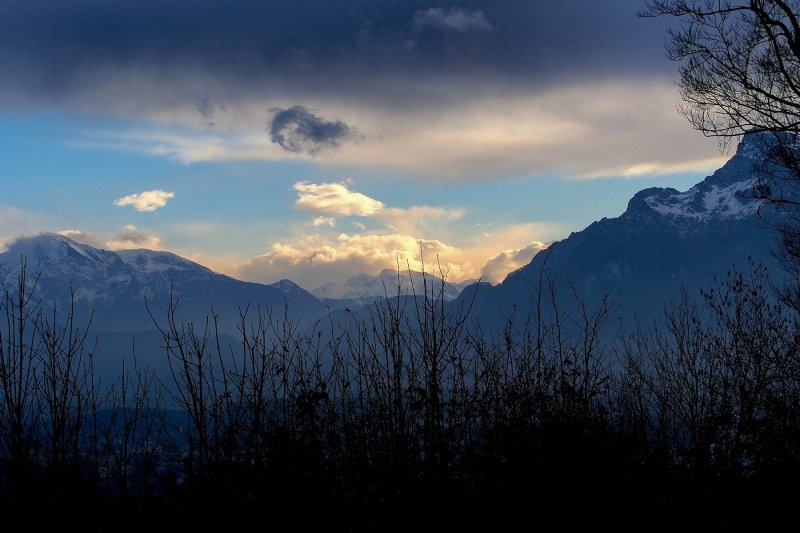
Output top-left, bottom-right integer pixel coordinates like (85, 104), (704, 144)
(0, 260), (798, 528)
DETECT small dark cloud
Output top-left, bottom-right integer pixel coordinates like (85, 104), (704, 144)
(412, 7), (492, 33)
(195, 96), (223, 127)
(268, 106), (360, 155)
(195, 97), (214, 120)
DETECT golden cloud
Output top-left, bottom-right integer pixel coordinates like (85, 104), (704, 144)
(114, 189), (175, 212)
(294, 181), (384, 217)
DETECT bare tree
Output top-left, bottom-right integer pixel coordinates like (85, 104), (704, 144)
(643, 1), (800, 141)
(36, 291), (94, 475)
(0, 261), (40, 473)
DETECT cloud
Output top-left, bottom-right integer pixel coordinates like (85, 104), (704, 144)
(105, 224), (162, 250)
(292, 180), (463, 232)
(593, 156), (730, 179)
(32, 0), (711, 183)
(0, 205), (44, 229)
(269, 106), (361, 155)
(246, 181), (475, 288)
(58, 229), (106, 249)
(237, 223), (559, 289)
(294, 181), (384, 217)
(317, 79), (722, 180)
(280, 182), (463, 285)
(76, 78), (721, 181)
(0, 2), (696, 183)
(238, 232), (473, 290)
(380, 205), (465, 234)
(241, 182), (561, 288)
(70, 128), (287, 165)
(312, 216), (336, 227)
(411, 7), (492, 33)
(58, 227), (165, 252)
(0, 205), (47, 251)
(114, 189), (175, 212)
(480, 242), (549, 283)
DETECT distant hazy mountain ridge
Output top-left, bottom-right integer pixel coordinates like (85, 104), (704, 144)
(312, 268), (474, 301)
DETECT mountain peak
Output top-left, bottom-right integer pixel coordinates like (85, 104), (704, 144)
(270, 279), (304, 293)
(0, 233), (113, 268)
(625, 138), (763, 223)
(735, 130), (797, 161)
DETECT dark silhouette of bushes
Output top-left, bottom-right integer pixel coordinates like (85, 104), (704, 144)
(0, 259), (799, 528)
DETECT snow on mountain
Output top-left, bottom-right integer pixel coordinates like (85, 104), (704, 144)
(0, 234), (221, 306)
(633, 136), (767, 223)
(642, 178), (760, 220)
(0, 234), (132, 302)
(0, 233), (122, 272)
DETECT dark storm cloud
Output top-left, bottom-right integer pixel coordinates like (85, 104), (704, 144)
(268, 106), (360, 155)
(0, 0), (675, 109)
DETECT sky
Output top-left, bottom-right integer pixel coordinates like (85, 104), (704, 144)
(0, 0), (729, 291)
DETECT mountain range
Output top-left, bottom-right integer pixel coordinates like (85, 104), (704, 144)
(0, 133), (789, 375)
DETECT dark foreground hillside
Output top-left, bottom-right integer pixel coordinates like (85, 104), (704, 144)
(1, 262), (799, 530)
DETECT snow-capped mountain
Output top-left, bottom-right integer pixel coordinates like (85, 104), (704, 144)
(640, 173), (759, 221)
(312, 268), (466, 301)
(0, 233), (324, 332)
(631, 137), (765, 223)
(458, 133), (787, 329)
